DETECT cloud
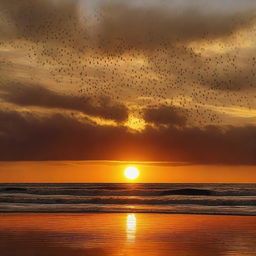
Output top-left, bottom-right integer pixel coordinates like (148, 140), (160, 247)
(93, 1), (256, 92)
(0, 110), (255, 164)
(144, 105), (187, 126)
(0, 0), (86, 47)
(0, 83), (128, 122)
(151, 46), (256, 91)
(142, 125), (256, 165)
(1, 0), (256, 49)
(0, 0), (255, 165)
(0, 110), (129, 161)
(94, 2), (256, 52)
(199, 49), (256, 91)
(1, 0), (256, 94)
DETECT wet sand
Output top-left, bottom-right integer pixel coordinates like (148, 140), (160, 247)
(0, 213), (256, 256)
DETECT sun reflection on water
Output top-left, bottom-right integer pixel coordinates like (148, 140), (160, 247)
(126, 214), (136, 242)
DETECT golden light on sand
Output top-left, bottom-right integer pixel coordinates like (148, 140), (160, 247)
(124, 166), (140, 180)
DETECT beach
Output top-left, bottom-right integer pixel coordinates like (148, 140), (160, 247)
(0, 213), (256, 256)
(1, 183), (256, 255)
(1, 0), (256, 254)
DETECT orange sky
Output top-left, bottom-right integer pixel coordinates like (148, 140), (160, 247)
(0, 161), (255, 183)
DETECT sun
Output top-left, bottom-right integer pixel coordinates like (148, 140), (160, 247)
(124, 166), (140, 180)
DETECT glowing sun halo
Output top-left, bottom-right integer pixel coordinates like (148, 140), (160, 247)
(124, 167), (140, 180)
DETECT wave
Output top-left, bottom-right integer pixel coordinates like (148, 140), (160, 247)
(1, 187), (256, 196)
(0, 203), (255, 215)
(1, 195), (256, 206)
(1, 183), (256, 215)
(160, 189), (212, 196)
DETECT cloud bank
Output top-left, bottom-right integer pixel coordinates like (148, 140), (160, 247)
(0, 110), (255, 164)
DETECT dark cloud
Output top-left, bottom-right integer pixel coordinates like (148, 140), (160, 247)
(0, 110), (255, 164)
(1, 0), (255, 49)
(0, 83), (128, 122)
(0, 0), (86, 47)
(95, 2), (256, 52)
(143, 125), (256, 165)
(144, 105), (187, 126)
(0, 110), (128, 161)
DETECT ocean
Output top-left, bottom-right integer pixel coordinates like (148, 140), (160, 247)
(1, 183), (256, 215)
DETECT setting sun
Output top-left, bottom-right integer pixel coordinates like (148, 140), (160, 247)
(124, 167), (140, 180)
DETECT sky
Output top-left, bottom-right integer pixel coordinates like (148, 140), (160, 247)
(1, 161), (256, 183)
(0, 0), (256, 167)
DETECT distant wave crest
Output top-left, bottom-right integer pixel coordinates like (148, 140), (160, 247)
(1, 183), (256, 215)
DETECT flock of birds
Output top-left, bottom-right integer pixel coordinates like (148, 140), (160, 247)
(0, 1), (255, 128)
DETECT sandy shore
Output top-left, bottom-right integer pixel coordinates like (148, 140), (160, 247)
(0, 213), (256, 256)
